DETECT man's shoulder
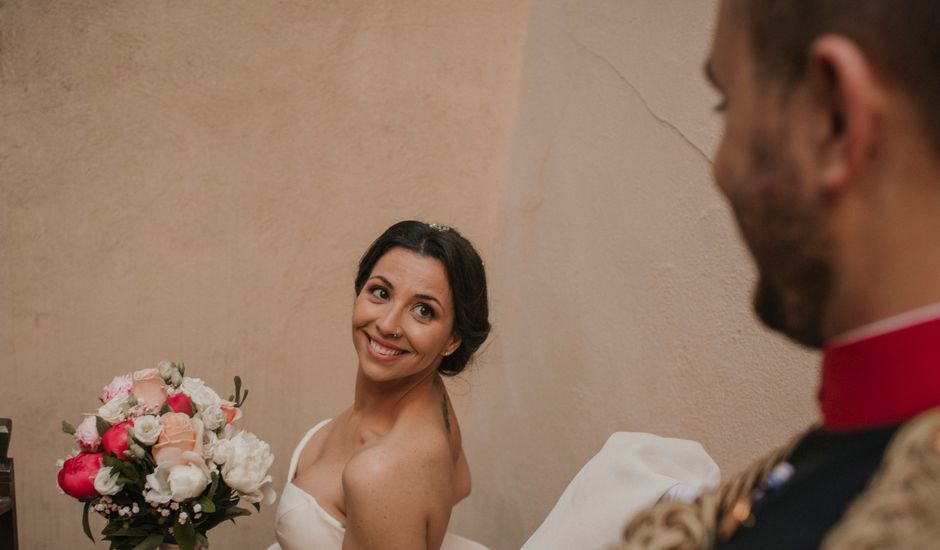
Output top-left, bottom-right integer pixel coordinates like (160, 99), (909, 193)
(823, 406), (940, 548)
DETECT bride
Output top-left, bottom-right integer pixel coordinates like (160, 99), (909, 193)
(270, 221), (491, 550)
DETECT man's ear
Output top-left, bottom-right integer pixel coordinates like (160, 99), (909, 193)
(808, 34), (885, 190)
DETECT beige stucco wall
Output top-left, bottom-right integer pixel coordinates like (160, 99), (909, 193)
(1, 1), (820, 549)
(458, 1), (818, 547)
(0, 1), (528, 548)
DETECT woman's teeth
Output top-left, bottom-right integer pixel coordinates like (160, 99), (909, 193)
(370, 337), (404, 356)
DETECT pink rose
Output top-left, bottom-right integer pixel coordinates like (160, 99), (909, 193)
(102, 420), (135, 461)
(166, 392), (194, 417)
(57, 452), (102, 500)
(153, 413), (203, 465)
(220, 400), (242, 425)
(132, 368), (167, 409)
(74, 416), (101, 452)
(102, 374), (133, 403)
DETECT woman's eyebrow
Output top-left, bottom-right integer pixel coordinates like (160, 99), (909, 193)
(369, 275), (393, 288)
(369, 276), (443, 308)
(415, 294), (443, 308)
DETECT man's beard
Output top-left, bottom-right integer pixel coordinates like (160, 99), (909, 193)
(731, 136), (833, 348)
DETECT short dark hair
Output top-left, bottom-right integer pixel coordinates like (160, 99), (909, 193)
(354, 221), (490, 376)
(732, 0), (940, 155)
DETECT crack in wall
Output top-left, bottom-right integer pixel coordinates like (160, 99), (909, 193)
(569, 35), (712, 165)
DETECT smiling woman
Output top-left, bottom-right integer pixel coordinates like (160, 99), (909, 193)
(269, 221), (491, 550)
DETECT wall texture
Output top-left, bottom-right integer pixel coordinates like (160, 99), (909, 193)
(458, 1), (818, 547)
(0, 1), (528, 548)
(1, 1), (820, 549)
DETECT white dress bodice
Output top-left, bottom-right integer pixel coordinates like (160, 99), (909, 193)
(268, 419), (487, 550)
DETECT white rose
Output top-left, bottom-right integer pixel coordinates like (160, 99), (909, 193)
(180, 377), (222, 411)
(144, 464), (173, 505)
(132, 415), (162, 446)
(168, 460), (211, 501)
(98, 392), (131, 424)
(199, 404), (226, 432)
(144, 450), (210, 503)
(94, 466), (124, 496)
(220, 430), (276, 504)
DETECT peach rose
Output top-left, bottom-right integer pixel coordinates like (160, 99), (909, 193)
(153, 412), (203, 465)
(132, 368), (168, 409)
(220, 400), (242, 425)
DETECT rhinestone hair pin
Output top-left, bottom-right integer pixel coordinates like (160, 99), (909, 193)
(428, 223), (451, 232)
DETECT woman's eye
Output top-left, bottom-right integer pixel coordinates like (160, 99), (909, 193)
(414, 304), (435, 319)
(370, 287), (389, 300)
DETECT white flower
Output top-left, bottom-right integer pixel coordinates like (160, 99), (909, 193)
(98, 392), (131, 424)
(180, 377), (221, 411)
(202, 430), (219, 462)
(144, 451), (210, 504)
(132, 415), (162, 446)
(94, 466), (124, 496)
(209, 436), (232, 466)
(199, 404), (227, 432)
(157, 361), (183, 387)
(168, 461), (210, 501)
(102, 374), (133, 403)
(144, 465), (173, 505)
(74, 416), (101, 452)
(220, 430), (276, 504)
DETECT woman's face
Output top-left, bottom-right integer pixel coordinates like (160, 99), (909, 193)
(352, 247), (461, 383)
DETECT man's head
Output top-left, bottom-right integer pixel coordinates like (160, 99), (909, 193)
(706, 0), (940, 347)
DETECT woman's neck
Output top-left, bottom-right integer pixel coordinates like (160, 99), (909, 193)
(352, 367), (440, 426)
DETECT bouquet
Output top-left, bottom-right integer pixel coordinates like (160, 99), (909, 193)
(57, 361), (276, 550)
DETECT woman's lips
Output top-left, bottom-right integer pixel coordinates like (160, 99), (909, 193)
(367, 335), (407, 359)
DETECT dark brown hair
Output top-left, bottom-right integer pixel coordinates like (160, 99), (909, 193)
(354, 221), (490, 376)
(733, 0), (940, 153)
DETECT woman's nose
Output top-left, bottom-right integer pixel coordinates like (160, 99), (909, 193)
(376, 307), (403, 338)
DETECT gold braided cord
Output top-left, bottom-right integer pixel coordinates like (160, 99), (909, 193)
(822, 408), (940, 550)
(619, 408), (940, 550)
(619, 434), (799, 550)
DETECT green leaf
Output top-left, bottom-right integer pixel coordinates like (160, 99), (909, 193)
(225, 506), (252, 519)
(96, 416), (112, 437)
(239, 389), (248, 408)
(175, 518), (197, 550)
(206, 471), (219, 501)
(82, 500), (95, 542)
(62, 420), (76, 435)
(130, 533), (164, 550)
(233, 376), (242, 406)
(160, 403), (172, 415)
(197, 495), (216, 514)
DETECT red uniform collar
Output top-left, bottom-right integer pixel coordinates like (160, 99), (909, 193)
(821, 314), (940, 430)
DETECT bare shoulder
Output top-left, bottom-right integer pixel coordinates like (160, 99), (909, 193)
(343, 418), (453, 493)
(340, 415), (455, 549)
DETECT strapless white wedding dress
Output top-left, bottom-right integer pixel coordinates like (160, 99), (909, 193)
(268, 419), (488, 550)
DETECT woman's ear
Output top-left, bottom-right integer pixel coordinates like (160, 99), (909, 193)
(808, 34), (886, 190)
(443, 334), (462, 357)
